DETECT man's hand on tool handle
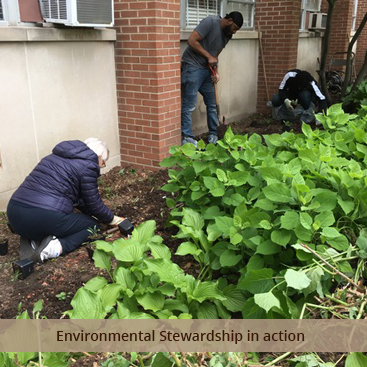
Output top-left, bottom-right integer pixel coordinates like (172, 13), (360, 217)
(109, 215), (126, 226)
(209, 62), (220, 84)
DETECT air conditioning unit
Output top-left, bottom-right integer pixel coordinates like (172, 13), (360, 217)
(308, 13), (327, 30)
(39, 0), (114, 27)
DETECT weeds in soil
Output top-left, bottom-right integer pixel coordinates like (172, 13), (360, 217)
(10, 269), (21, 282)
(56, 292), (73, 301)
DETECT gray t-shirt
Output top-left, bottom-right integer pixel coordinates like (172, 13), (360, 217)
(182, 16), (230, 69)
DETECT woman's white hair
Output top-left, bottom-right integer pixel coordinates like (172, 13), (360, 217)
(84, 137), (109, 161)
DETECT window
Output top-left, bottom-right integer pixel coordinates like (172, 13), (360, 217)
(181, 0), (255, 30)
(185, 0), (220, 29)
(300, 0), (321, 31)
(225, 0), (254, 29)
(0, 1), (4, 21)
(352, 0), (358, 31)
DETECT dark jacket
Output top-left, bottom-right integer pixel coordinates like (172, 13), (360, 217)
(11, 140), (114, 223)
(278, 69), (327, 111)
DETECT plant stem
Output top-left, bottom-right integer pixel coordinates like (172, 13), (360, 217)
(171, 352), (182, 366)
(356, 300), (367, 319)
(300, 243), (365, 292)
(325, 294), (350, 306)
(264, 352), (292, 366)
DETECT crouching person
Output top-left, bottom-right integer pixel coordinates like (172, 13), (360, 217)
(271, 69), (327, 124)
(7, 138), (125, 262)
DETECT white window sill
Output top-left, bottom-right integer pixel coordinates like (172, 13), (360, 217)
(0, 26), (116, 42)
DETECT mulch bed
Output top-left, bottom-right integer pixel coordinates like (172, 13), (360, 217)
(0, 113), (302, 320)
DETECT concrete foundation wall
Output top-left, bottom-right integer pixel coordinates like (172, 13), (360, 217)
(297, 34), (323, 81)
(0, 28), (120, 211)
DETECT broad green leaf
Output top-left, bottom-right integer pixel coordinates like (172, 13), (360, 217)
(294, 224), (313, 242)
(175, 242), (201, 256)
(165, 299), (189, 314)
(271, 230), (292, 247)
(131, 220), (156, 245)
(193, 161), (208, 174)
(313, 191), (337, 212)
(215, 216), (233, 235)
(17, 353), (37, 365)
(69, 288), (106, 319)
(161, 183), (180, 192)
(254, 292), (280, 313)
(263, 183), (292, 203)
(299, 212), (312, 229)
(136, 291), (165, 312)
(238, 269), (274, 294)
(259, 167), (283, 181)
(216, 168), (227, 182)
(345, 352), (367, 367)
(221, 285), (246, 312)
(242, 297), (267, 319)
(190, 281), (226, 302)
(114, 267), (136, 293)
(95, 241), (113, 253)
(203, 176), (225, 196)
(113, 239), (145, 262)
(256, 240), (281, 255)
(304, 267), (324, 297)
(284, 269), (311, 290)
(322, 227), (340, 238)
(246, 255), (264, 271)
(93, 249), (112, 272)
(327, 234), (349, 251)
(145, 259), (186, 288)
(84, 276), (108, 292)
(280, 211), (299, 230)
(182, 208), (204, 230)
(100, 284), (122, 310)
(220, 249), (242, 267)
(148, 242), (171, 259)
(197, 302), (218, 319)
(337, 197), (354, 214)
(314, 211), (335, 228)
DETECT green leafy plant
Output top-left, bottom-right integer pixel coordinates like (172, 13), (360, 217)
(159, 104), (367, 319)
(65, 221), (245, 319)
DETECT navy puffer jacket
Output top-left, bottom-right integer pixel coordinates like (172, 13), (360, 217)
(11, 140), (114, 223)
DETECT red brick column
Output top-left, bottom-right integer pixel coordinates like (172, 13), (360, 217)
(114, 0), (181, 169)
(256, 0), (301, 113)
(325, 0), (353, 68)
(355, 1), (367, 74)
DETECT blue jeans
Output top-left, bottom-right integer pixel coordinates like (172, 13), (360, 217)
(7, 199), (99, 254)
(181, 62), (218, 138)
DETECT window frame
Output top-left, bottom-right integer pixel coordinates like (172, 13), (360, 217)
(351, 0), (358, 31)
(0, 0), (21, 26)
(299, 0), (321, 31)
(180, 0), (255, 30)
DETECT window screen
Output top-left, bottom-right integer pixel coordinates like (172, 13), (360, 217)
(226, 0), (254, 28)
(186, 0), (220, 28)
(304, 0), (320, 12)
(0, 1), (4, 20)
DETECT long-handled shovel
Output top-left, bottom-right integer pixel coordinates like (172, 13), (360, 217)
(209, 64), (225, 125)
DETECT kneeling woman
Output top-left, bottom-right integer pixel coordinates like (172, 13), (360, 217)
(7, 138), (124, 262)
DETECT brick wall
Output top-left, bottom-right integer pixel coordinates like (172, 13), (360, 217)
(355, 0), (367, 74)
(256, 1), (301, 113)
(324, 0), (353, 69)
(114, 0), (181, 169)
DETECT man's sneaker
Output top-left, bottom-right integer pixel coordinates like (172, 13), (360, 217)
(208, 134), (218, 145)
(182, 136), (197, 148)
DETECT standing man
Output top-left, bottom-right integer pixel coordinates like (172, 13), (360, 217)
(181, 12), (243, 147)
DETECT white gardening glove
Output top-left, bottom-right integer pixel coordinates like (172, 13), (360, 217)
(284, 98), (293, 110)
(109, 216), (125, 226)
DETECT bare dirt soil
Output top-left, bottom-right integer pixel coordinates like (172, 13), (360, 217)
(0, 113), (302, 320)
